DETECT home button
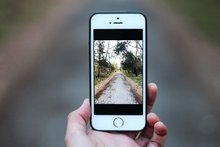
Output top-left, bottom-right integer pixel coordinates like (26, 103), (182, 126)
(113, 117), (124, 128)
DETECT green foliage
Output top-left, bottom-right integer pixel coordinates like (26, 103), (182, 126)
(114, 41), (143, 77)
(95, 77), (102, 85)
(94, 64), (114, 85)
(130, 74), (142, 86)
(114, 41), (127, 55)
(121, 51), (134, 73)
(95, 75), (109, 85)
(94, 40), (116, 85)
(123, 70), (142, 86)
(121, 51), (142, 76)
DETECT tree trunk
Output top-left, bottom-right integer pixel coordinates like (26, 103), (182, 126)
(135, 40), (139, 76)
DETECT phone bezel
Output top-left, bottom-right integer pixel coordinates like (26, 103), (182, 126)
(89, 12), (147, 131)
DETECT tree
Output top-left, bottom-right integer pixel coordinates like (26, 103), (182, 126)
(114, 41), (127, 55)
(95, 40), (105, 77)
(95, 40), (115, 78)
(121, 51), (135, 73)
(114, 40), (142, 76)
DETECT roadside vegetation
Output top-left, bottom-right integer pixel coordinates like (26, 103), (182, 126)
(167, 0), (220, 44)
(94, 40), (116, 85)
(0, 0), (51, 41)
(123, 70), (142, 86)
(115, 41), (143, 87)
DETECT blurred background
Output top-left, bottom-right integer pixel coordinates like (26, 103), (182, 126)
(0, 0), (220, 146)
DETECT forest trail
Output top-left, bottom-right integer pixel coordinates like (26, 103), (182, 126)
(95, 71), (138, 104)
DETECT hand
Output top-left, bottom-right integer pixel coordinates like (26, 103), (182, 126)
(65, 83), (168, 147)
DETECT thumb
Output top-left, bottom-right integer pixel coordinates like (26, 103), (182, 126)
(65, 99), (90, 137)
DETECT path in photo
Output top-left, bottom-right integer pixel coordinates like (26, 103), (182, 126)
(95, 71), (138, 104)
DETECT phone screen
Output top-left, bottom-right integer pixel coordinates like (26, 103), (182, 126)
(93, 29), (144, 115)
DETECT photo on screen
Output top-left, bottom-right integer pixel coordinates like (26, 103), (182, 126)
(94, 40), (143, 104)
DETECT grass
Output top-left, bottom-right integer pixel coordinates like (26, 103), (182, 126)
(128, 74), (142, 86)
(167, 0), (220, 43)
(123, 70), (142, 86)
(0, 0), (51, 41)
(95, 70), (142, 87)
(95, 77), (106, 85)
(95, 72), (112, 85)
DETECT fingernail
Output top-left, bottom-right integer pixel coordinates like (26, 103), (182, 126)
(148, 83), (157, 88)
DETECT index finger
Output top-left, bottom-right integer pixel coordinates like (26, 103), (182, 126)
(147, 83), (158, 112)
(65, 99), (90, 138)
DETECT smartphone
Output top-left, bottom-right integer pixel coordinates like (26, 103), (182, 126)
(89, 12), (147, 131)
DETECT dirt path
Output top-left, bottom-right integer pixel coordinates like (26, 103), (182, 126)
(95, 71), (138, 104)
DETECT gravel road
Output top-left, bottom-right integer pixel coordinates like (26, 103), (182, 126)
(96, 71), (138, 104)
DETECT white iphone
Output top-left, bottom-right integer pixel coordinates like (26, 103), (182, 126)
(89, 12), (147, 131)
